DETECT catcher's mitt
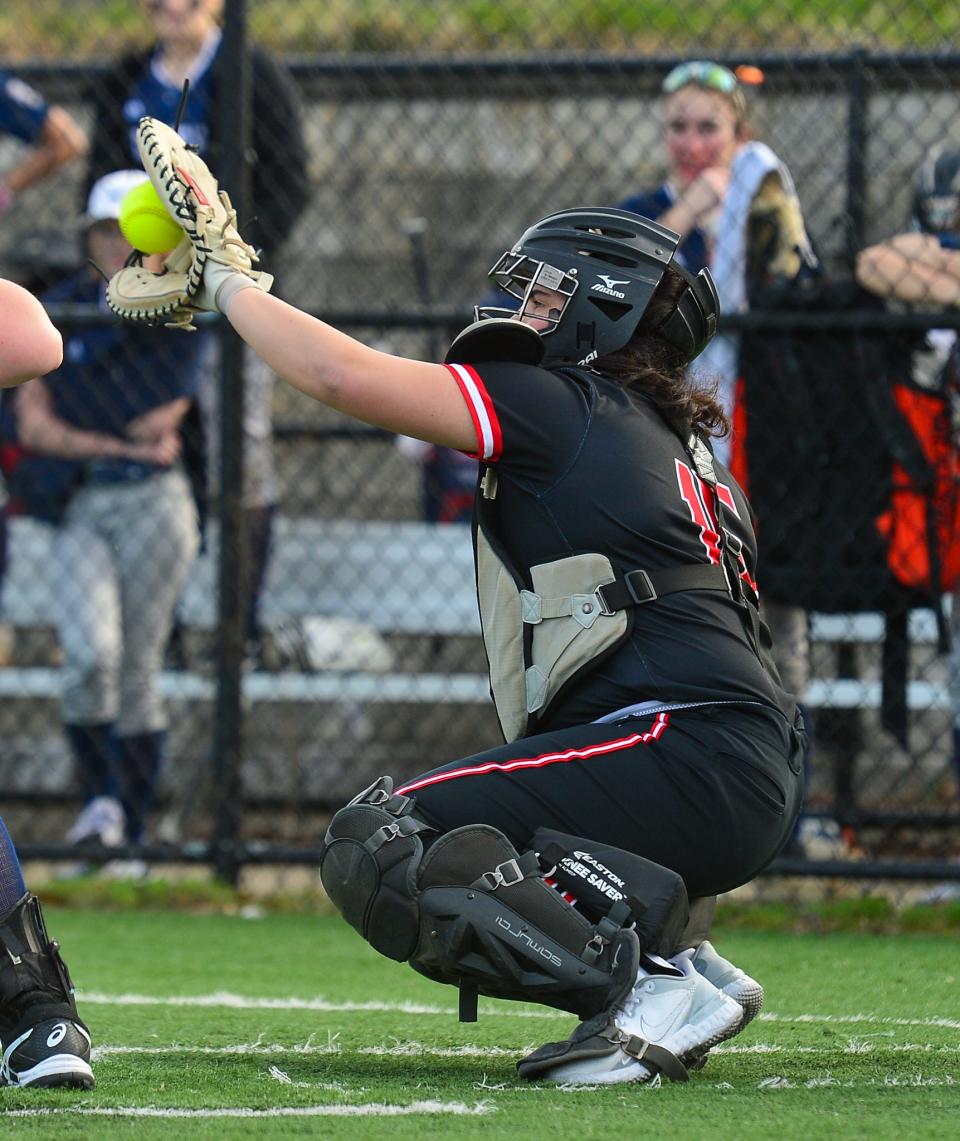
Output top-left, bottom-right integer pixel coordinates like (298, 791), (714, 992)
(106, 117), (272, 330)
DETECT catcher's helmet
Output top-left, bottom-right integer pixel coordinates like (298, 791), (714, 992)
(474, 207), (719, 368)
(912, 146), (960, 235)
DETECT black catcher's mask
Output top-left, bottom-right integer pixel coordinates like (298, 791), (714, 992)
(452, 207), (719, 369)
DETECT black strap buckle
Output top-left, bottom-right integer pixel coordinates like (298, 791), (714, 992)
(622, 569), (658, 605)
(596, 569), (657, 615)
(723, 530), (744, 559)
(478, 858), (525, 891)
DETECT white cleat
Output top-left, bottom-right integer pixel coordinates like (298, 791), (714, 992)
(691, 940), (764, 1025)
(683, 940), (764, 1072)
(538, 959), (743, 1085)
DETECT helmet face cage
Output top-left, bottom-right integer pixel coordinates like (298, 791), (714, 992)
(478, 207), (718, 368)
(477, 252), (579, 337)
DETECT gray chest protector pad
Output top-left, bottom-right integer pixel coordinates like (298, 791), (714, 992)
(474, 466), (730, 742)
(474, 467), (631, 742)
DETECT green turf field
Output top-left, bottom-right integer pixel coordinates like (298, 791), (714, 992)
(2, 908), (958, 1138)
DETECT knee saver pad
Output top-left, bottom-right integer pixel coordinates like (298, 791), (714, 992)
(532, 827), (689, 957)
(410, 823), (640, 1021)
(319, 776), (435, 962)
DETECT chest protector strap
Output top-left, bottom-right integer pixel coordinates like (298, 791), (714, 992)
(475, 467), (728, 742)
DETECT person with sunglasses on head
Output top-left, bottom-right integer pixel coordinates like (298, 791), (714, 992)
(652, 61), (817, 459)
(86, 0), (311, 670)
(108, 122), (807, 1084)
(0, 278), (95, 1090)
(618, 60), (753, 283)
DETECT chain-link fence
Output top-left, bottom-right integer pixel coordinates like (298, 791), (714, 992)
(1, 2), (959, 901)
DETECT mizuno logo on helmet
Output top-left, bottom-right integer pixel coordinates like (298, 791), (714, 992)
(592, 276), (628, 299)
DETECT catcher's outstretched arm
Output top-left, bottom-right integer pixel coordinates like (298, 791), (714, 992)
(226, 288), (478, 452)
(0, 279), (63, 387)
(103, 116), (477, 451)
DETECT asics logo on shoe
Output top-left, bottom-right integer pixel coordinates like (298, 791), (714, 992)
(636, 995), (690, 1039)
(46, 1023), (68, 1048)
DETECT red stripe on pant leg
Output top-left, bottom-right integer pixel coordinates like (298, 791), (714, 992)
(396, 713), (671, 796)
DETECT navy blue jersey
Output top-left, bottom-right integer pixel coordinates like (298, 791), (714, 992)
(41, 273), (200, 435)
(446, 360), (789, 725)
(88, 44), (309, 259)
(617, 183), (709, 275)
(0, 69), (47, 143)
(118, 37), (218, 163)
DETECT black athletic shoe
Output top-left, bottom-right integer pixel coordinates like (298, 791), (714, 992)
(1, 1016), (94, 1088)
(0, 893), (95, 1089)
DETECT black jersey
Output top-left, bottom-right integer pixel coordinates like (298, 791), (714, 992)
(445, 360), (792, 727)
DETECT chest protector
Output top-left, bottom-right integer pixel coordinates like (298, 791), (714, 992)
(474, 462), (730, 742)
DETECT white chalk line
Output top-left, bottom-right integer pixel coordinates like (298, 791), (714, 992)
(10, 1078), (956, 1118)
(91, 1038), (525, 1060)
(77, 992), (960, 1031)
(3, 1100), (493, 1120)
(78, 990), (563, 1019)
(89, 1039), (960, 1063)
(754, 1074), (957, 1090)
(757, 1012), (960, 1031)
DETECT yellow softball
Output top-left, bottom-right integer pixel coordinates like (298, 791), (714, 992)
(118, 180), (183, 254)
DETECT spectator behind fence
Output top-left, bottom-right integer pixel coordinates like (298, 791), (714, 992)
(0, 277), (95, 1090)
(623, 60), (827, 853)
(0, 68), (87, 216)
(0, 71), (88, 665)
(856, 145), (960, 846)
(617, 59), (756, 283)
(11, 171), (202, 862)
(87, 0), (311, 665)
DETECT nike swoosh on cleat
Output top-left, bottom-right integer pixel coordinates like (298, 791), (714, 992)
(636, 995), (691, 1039)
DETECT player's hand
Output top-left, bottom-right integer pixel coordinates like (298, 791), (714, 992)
(106, 118), (271, 331)
(682, 166), (730, 226)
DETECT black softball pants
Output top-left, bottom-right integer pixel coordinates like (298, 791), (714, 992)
(397, 703), (805, 899)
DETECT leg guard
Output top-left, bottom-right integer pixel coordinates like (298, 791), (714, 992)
(319, 777), (639, 1022)
(319, 776), (436, 962)
(412, 824), (639, 1022)
(532, 828), (689, 956)
(0, 893), (85, 1044)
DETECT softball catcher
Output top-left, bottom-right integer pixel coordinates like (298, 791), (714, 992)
(107, 119), (805, 1085)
